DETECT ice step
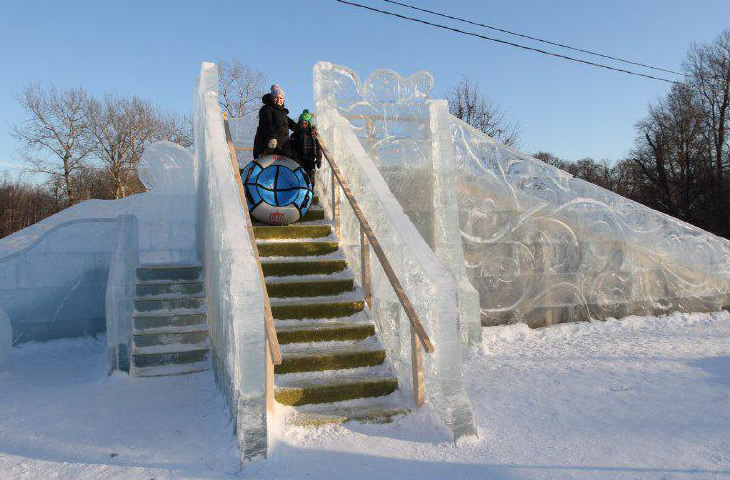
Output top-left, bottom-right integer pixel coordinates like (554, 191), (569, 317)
(261, 258), (348, 277)
(271, 298), (365, 320)
(276, 321), (374, 344)
(291, 404), (409, 426)
(254, 224), (331, 240)
(132, 361), (210, 377)
(276, 341), (386, 374)
(133, 329), (209, 348)
(275, 373), (398, 406)
(266, 277), (354, 298)
(135, 281), (204, 297)
(131, 344), (209, 368)
(257, 240), (339, 257)
(136, 264), (202, 282)
(134, 313), (207, 331)
(134, 296), (205, 313)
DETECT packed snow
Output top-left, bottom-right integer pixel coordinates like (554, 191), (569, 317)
(2, 311), (730, 478)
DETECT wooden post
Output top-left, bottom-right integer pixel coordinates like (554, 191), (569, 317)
(360, 224), (371, 308)
(331, 168), (341, 239)
(265, 343), (274, 414)
(410, 326), (425, 407)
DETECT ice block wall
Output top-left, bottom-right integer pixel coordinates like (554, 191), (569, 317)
(314, 62), (730, 328)
(194, 62), (268, 462)
(314, 63), (477, 441)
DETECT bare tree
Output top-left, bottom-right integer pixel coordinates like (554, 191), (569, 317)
(12, 83), (91, 204)
(684, 29), (730, 180)
(85, 95), (159, 199)
(629, 83), (710, 222)
(218, 58), (268, 117)
(446, 75), (521, 146)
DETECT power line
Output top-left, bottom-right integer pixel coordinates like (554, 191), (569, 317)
(380, 0), (685, 77)
(330, 0), (681, 85)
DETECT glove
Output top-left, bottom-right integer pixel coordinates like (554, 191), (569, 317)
(267, 138), (277, 149)
(316, 158), (322, 169)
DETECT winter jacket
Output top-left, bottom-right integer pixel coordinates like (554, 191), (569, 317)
(291, 126), (323, 170)
(253, 94), (299, 159)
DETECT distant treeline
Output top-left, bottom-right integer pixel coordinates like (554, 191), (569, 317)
(535, 30), (730, 240)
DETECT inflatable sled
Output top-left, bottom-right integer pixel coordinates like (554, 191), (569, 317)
(241, 154), (313, 225)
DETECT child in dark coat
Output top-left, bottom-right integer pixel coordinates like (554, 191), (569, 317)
(290, 110), (323, 187)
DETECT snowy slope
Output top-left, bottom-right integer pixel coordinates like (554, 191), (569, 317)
(2, 312), (730, 478)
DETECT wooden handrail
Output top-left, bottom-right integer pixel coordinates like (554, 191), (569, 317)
(222, 114), (282, 367)
(314, 130), (435, 354)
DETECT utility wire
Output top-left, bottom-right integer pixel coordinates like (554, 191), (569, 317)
(330, 0), (681, 85)
(380, 0), (685, 77)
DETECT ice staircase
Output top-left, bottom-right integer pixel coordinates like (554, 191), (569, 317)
(253, 195), (408, 425)
(130, 264), (210, 377)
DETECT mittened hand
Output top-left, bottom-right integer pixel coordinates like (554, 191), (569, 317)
(267, 139), (277, 149)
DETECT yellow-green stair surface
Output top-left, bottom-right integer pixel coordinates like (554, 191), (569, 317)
(254, 196), (407, 425)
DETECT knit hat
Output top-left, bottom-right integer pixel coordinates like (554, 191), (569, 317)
(299, 109), (313, 124)
(270, 84), (284, 98)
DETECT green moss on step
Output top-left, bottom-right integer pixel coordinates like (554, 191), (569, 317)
(301, 208), (325, 222)
(253, 224), (331, 240)
(257, 241), (339, 257)
(271, 300), (364, 319)
(261, 259), (347, 277)
(276, 323), (374, 344)
(275, 349), (385, 374)
(266, 278), (354, 298)
(275, 377), (398, 405)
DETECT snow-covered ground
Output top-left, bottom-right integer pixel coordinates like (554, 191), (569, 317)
(0, 337), (239, 478)
(2, 311), (730, 478)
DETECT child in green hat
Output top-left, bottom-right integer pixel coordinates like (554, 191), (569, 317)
(290, 109), (323, 187)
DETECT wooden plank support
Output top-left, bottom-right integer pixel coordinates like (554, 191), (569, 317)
(360, 225), (371, 308)
(410, 326), (425, 407)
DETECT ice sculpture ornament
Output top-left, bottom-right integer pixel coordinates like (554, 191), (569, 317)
(242, 155), (313, 225)
(137, 141), (196, 194)
(0, 308), (11, 370)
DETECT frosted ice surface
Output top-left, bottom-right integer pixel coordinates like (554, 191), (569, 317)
(195, 62), (267, 460)
(0, 309), (10, 370)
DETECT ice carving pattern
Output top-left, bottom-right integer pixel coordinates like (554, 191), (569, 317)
(314, 62), (730, 328)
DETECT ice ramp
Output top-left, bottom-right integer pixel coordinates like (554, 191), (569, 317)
(313, 62), (730, 328)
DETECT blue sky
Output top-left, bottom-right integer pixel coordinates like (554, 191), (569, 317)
(1, 0), (729, 175)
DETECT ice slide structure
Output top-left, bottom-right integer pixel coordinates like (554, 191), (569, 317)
(1, 60), (729, 464)
(311, 61), (730, 328)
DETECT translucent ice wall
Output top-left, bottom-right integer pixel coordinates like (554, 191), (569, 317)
(195, 62), (268, 461)
(314, 62), (730, 329)
(106, 214), (139, 373)
(449, 114), (730, 325)
(313, 63), (477, 441)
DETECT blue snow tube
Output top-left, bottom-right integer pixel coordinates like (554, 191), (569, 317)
(241, 154), (313, 225)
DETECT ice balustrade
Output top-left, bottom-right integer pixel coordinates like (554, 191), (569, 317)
(105, 214), (139, 373)
(195, 62), (269, 462)
(313, 64), (477, 441)
(312, 63), (482, 347)
(314, 62), (730, 328)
